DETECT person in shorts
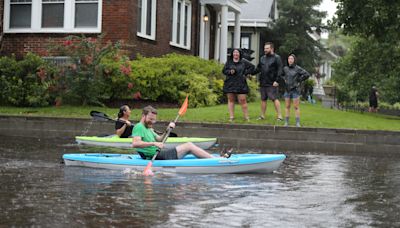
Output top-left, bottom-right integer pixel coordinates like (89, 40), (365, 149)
(132, 106), (217, 160)
(282, 54), (310, 127)
(252, 42), (283, 121)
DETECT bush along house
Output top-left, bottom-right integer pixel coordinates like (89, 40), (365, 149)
(0, 0), (249, 63)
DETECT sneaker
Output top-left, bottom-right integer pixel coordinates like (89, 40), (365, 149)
(277, 117), (283, 121)
(220, 148), (233, 158)
(296, 122), (301, 127)
(256, 116), (265, 120)
(229, 117), (234, 122)
(284, 122), (289, 127)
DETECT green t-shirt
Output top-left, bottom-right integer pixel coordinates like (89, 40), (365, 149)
(132, 122), (158, 157)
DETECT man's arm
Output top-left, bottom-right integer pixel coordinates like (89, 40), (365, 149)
(154, 122), (176, 142)
(276, 55), (283, 81)
(273, 55), (283, 86)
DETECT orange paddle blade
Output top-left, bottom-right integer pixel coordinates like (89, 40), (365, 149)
(143, 162), (154, 176)
(178, 95), (189, 116)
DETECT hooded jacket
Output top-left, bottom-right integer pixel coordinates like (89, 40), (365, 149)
(222, 49), (255, 94)
(282, 63), (310, 92)
(253, 53), (283, 87)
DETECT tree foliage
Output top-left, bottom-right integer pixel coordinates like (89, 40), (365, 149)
(269, 0), (327, 72)
(333, 37), (400, 104)
(325, 29), (355, 57)
(332, 0), (400, 104)
(334, 0), (400, 42)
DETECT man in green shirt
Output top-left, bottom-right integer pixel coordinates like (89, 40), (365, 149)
(132, 105), (215, 160)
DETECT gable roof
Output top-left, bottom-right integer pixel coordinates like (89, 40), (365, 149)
(228, 0), (275, 27)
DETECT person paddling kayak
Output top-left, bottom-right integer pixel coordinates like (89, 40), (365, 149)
(115, 105), (134, 138)
(132, 105), (231, 160)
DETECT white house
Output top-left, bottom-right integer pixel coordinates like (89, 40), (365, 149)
(227, 0), (277, 64)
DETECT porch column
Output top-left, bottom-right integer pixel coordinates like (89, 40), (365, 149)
(234, 12), (241, 48)
(199, 4), (205, 58)
(219, 5), (228, 63)
(214, 12), (220, 61)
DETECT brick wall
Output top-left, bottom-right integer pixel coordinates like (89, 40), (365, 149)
(0, 0), (200, 59)
(127, 0), (198, 59)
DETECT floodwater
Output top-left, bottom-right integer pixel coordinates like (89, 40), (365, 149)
(1, 136), (400, 227)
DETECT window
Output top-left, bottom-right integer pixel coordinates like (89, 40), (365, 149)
(230, 33), (251, 50)
(42, 0), (64, 28)
(241, 37), (250, 49)
(10, 0), (32, 28)
(4, 0), (102, 33)
(170, 0), (191, 49)
(137, 0), (157, 40)
(75, 0), (99, 28)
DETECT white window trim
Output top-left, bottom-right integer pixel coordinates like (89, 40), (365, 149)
(136, 0), (157, 41)
(169, 0), (191, 50)
(3, 0), (102, 33)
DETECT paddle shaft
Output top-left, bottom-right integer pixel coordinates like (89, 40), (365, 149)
(147, 114), (180, 162)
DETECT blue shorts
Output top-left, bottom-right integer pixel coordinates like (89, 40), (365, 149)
(284, 90), (300, 99)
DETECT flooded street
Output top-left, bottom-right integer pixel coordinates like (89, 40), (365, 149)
(1, 135), (399, 227)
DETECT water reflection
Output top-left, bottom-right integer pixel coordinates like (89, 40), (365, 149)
(1, 136), (400, 227)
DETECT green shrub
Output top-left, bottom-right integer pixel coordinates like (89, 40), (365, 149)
(0, 53), (56, 107)
(48, 35), (133, 106)
(130, 53), (258, 107)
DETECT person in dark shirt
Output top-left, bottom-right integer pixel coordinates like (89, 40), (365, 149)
(115, 105), (134, 138)
(369, 86), (379, 113)
(252, 42), (283, 121)
(281, 54), (310, 127)
(222, 48), (255, 122)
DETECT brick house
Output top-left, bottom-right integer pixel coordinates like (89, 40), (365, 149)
(0, 0), (246, 63)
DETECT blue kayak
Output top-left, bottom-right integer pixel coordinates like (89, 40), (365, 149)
(63, 153), (286, 174)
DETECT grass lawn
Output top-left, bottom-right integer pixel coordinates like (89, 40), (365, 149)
(1, 101), (399, 131)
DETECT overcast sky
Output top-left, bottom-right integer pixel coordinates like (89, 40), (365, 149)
(317, 0), (338, 38)
(318, 0), (338, 23)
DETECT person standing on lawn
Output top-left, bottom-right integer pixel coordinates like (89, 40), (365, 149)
(369, 86), (379, 113)
(222, 48), (255, 122)
(281, 54), (310, 127)
(251, 42), (283, 122)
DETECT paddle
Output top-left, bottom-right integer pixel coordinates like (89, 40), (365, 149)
(143, 95), (189, 176)
(90, 111), (178, 137)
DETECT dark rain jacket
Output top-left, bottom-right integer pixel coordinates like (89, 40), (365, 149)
(222, 50), (255, 94)
(282, 64), (310, 92)
(253, 53), (283, 87)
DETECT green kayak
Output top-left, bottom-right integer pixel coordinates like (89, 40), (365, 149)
(75, 135), (217, 149)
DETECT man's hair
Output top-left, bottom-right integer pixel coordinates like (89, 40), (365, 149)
(142, 105), (157, 115)
(264, 42), (274, 49)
